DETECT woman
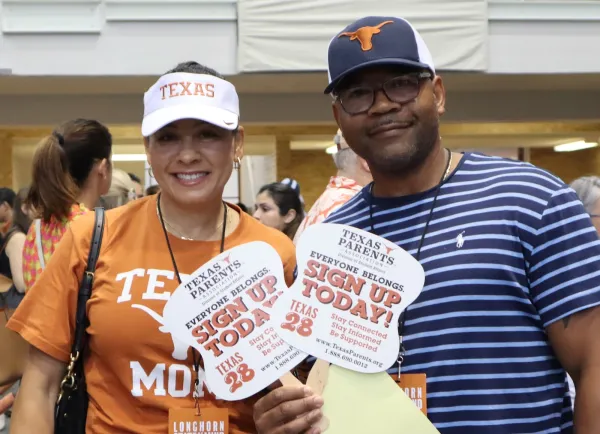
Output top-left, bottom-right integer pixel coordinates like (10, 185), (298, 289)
(0, 188), (31, 300)
(0, 188), (15, 237)
(0, 188), (16, 288)
(0, 188), (31, 426)
(254, 181), (305, 240)
(8, 61), (296, 434)
(22, 118), (113, 290)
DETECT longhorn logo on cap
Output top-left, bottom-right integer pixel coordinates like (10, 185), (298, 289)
(338, 20), (393, 51)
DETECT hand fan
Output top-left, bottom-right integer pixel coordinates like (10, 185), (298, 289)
(320, 364), (440, 434)
(162, 241), (307, 400)
(272, 223), (425, 374)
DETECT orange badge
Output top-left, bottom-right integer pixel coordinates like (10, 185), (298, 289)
(396, 373), (427, 415)
(168, 408), (229, 434)
(338, 21), (393, 51)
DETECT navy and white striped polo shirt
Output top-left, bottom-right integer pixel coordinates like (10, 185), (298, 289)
(322, 152), (600, 433)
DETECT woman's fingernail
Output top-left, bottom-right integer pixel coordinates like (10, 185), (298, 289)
(303, 386), (313, 396)
(313, 396), (324, 407)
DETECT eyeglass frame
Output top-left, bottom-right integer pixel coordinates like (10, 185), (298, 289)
(332, 71), (433, 115)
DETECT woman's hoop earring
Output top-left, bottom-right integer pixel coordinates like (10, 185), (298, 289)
(148, 167), (155, 179)
(233, 157), (241, 171)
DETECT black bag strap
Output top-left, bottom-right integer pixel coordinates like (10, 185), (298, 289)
(69, 207), (105, 359)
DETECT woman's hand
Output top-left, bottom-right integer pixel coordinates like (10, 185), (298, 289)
(254, 386), (324, 434)
(0, 391), (15, 414)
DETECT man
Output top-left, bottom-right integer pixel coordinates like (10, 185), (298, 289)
(253, 16), (600, 434)
(293, 129), (372, 243)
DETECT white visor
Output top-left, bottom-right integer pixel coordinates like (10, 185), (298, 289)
(141, 72), (240, 137)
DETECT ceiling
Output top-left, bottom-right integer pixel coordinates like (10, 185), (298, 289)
(2, 72), (600, 95)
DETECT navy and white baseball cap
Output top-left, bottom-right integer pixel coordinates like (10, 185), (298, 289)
(324, 16), (435, 94)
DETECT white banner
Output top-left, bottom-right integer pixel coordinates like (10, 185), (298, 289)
(238, 0), (488, 73)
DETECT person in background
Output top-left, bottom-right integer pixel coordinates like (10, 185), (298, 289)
(7, 60), (295, 434)
(145, 184), (160, 196)
(0, 188), (16, 237)
(0, 188), (31, 425)
(23, 118), (112, 290)
(293, 129), (372, 243)
(237, 202), (250, 214)
(102, 168), (137, 210)
(280, 178), (306, 210)
(0, 188), (18, 296)
(0, 187), (31, 299)
(566, 175), (600, 407)
(571, 176), (600, 236)
(128, 172), (144, 198)
(254, 181), (304, 240)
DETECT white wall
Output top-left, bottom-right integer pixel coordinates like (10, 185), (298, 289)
(488, 1), (600, 73)
(2, 0), (600, 77)
(223, 169), (240, 204)
(239, 155), (276, 210)
(0, 0), (237, 75)
(238, 0), (488, 73)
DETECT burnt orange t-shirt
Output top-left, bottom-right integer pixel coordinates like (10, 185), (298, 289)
(8, 196), (297, 433)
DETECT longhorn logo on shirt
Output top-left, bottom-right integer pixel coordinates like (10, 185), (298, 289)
(119, 256), (239, 361)
(131, 303), (190, 360)
(338, 20), (393, 51)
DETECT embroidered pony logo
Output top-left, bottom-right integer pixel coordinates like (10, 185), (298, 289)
(456, 231), (466, 249)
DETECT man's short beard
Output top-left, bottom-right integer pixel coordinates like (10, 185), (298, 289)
(368, 122), (439, 176)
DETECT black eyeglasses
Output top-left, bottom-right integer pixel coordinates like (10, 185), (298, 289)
(336, 72), (432, 115)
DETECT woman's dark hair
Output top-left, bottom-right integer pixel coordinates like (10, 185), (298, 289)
(145, 185), (160, 196)
(258, 181), (305, 240)
(27, 118), (112, 222)
(165, 61), (225, 78)
(0, 188), (16, 209)
(12, 187), (31, 234)
(128, 172), (141, 184)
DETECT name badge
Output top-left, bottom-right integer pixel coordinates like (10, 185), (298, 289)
(168, 408), (229, 434)
(396, 373), (427, 415)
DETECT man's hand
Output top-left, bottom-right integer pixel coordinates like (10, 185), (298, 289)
(254, 386), (324, 434)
